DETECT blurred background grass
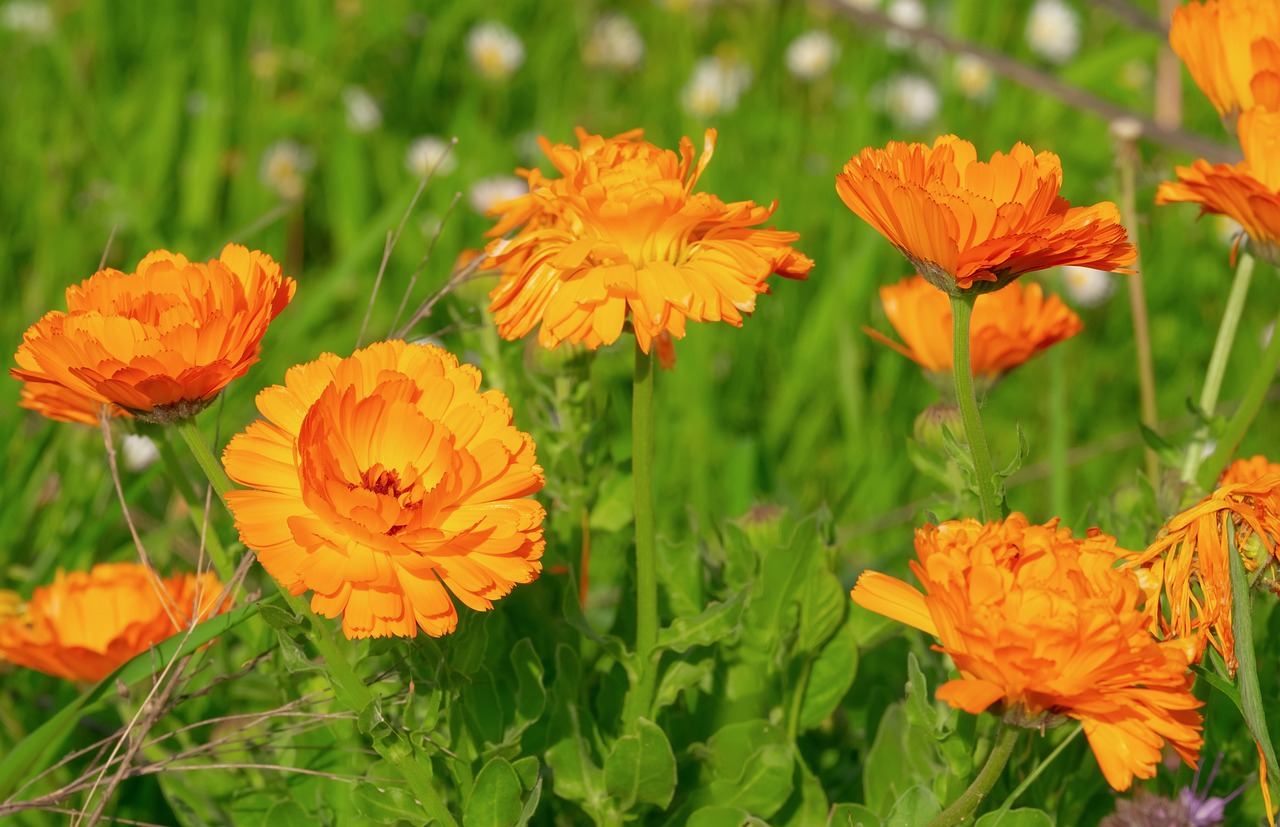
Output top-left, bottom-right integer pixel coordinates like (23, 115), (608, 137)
(2, 0), (1278, 597)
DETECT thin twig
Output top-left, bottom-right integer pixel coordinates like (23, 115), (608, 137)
(390, 190), (464, 337)
(97, 225), (118, 271)
(1089, 0), (1167, 36)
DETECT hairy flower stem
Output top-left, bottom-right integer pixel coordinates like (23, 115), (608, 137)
(928, 724), (1020, 827)
(176, 419), (459, 826)
(992, 724), (1082, 816)
(1182, 251), (1255, 485)
(950, 293), (1001, 522)
(628, 342), (659, 724)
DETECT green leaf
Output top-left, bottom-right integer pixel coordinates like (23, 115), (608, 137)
(509, 638), (546, 732)
(828, 803), (882, 827)
(797, 568), (846, 654)
(588, 471), (633, 532)
(513, 775), (543, 827)
(975, 809), (1054, 827)
(653, 654), (714, 711)
(903, 653), (937, 733)
(603, 717), (677, 809)
(261, 801), (311, 827)
(465, 757), (524, 827)
(655, 587), (748, 654)
(798, 620), (858, 731)
(351, 781), (427, 824)
(257, 601), (322, 676)
(1227, 528), (1280, 796)
(694, 720), (795, 818)
(884, 785), (942, 827)
(862, 704), (945, 816)
(511, 755), (540, 791)
(686, 806), (755, 827)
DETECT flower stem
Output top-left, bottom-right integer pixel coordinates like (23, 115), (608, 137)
(1227, 525), (1280, 796)
(629, 341), (659, 723)
(950, 293), (1001, 523)
(176, 419), (458, 826)
(928, 724), (1020, 827)
(1181, 251), (1255, 485)
(990, 724), (1082, 819)
(1196, 295), (1280, 491)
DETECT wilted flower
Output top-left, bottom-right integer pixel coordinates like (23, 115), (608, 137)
(1026, 0), (1081, 64)
(682, 54), (753, 117)
(785, 30), (840, 82)
(222, 341), (546, 639)
(1060, 265), (1118, 308)
(1169, 0), (1280, 120)
(468, 21), (525, 81)
(868, 275), (1082, 384)
(482, 128), (812, 356)
(342, 85), (382, 133)
(259, 139), (315, 201)
(852, 514), (1204, 791)
(837, 135), (1137, 295)
(879, 74), (940, 128)
(0, 563), (227, 682)
(468, 175), (527, 214)
(405, 135), (457, 179)
(13, 245), (295, 424)
(583, 13), (645, 72)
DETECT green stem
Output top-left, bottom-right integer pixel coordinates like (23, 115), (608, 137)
(990, 724), (1082, 820)
(928, 724), (1020, 827)
(1117, 133), (1160, 483)
(1196, 297), (1280, 491)
(176, 418), (458, 826)
(628, 341), (659, 724)
(157, 428), (233, 580)
(950, 293), (1001, 522)
(1181, 252), (1255, 484)
(1227, 526), (1280, 791)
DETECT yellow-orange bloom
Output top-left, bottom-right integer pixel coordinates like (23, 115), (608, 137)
(222, 341), (545, 639)
(1124, 471), (1280, 673)
(1157, 108), (1280, 266)
(1221, 454), (1280, 486)
(0, 563), (227, 683)
(852, 514), (1203, 791)
(836, 136), (1137, 295)
(483, 128), (813, 356)
(12, 245), (295, 423)
(18, 380), (130, 427)
(867, 275), (1082, 382)
(1169, 0), (1280, 120)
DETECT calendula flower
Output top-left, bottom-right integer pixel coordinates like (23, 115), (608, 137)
(0, 563), (227, 683)
(1220, 455), (1280, 486)
(12, 245), (295, 424)
(852, 514), (1204, 791)
(837, 135), (1137, 296)
(867, 275), (1082, 384)
(483, 128), (812, 356)
(1156, 108), (1280, 267)
(1123, 471), (1280, 673)
(1169, 0), (1280, 121)
(17, 380), (128, 426)
(222, 341), (545, 639)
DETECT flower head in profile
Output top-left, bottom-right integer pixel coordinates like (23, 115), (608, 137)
(222, 341), (545, 639)
(1124, 466), (1280, 673)
(483, 128), (812, 357)
(837, 135), (1137, 295)
(0, 563), (227, 683)
(17, 380), (130, 426)
(1169, 0), (1280, 121)
(852, 514), (1203, 791)
(1156, 108), (1280, 266)
(868, 275), (1082, 386)
(12, 245), (295, 424)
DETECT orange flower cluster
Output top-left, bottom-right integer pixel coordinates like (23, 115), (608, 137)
(867, 275), (1082, 383)
(835, 136), (1136, 295)
(12, 245), (295, 423)
(0, 563), (227, 683)
(222, 341), (546, 639)
(1124, 464), (1280, 674)
(852, 514), (1203, 791)
(483, 128), (812, 357)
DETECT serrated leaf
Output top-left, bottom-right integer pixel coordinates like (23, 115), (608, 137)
(975, 808), (1054, 827)
(604, 717), (677, 809)
(654, 587), (748, 654)
(465, 757), (524, 827)
(884, 785), (941, 827)
(798, 620), (858, 731)
(351, 781), (426, 823)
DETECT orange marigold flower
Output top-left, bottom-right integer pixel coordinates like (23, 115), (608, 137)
(12, 245), (295, 424)
(1169, 0), (1280, 121)
(867, 275), (1082, 384)
(1123, 472), (1280, 674)
(836, 136), (1137, 295)
(18, 380), (130, 427)
(0, 563), (227, 683)
(1221, 454), (1280, 486)
(483, 128), (813, 356)
(222, 340), (545, 639)
(1156, 108), (1280, 266)
(851, 514), (1204, 791)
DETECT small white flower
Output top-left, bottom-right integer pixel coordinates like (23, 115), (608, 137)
(259, 140), (315, 201)
(405, 135), (457, 178)
(584, 14), (645, 72)
(1026, 0), (1080, 64)
(469, 175), (527, 214)
(1060, 266), (1116, 308)
(122, 435), (160, 473)
(953, 55), (994, 100)
(785, 30), (840, 82)
(885, 0), (925, 50)
(880, 74), (939, 128)
(0, 1), (52, 36)
(681, 55), (753, 117)
(468, 21), (525, 81)
(342, 86), (382, 133)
